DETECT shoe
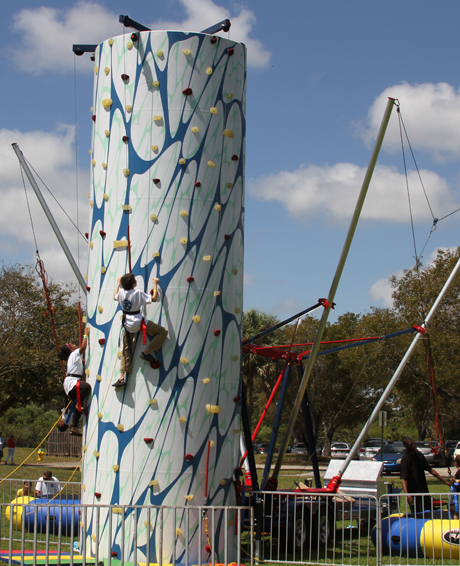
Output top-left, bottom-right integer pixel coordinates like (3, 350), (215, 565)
(70, 430), (82, 436)
(140, 352), (158, 364)
(112, 378), (127, 388)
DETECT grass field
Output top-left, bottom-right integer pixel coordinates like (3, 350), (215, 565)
(0, 448), (81, 484)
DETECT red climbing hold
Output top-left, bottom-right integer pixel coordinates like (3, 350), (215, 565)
(231, 155), (239, 161)
(205, 545), (212, 553)
(185, 453), (194, 461)
(194, 182), (201, 188)
(92, 115), (96, 122)
(86, 286), (91, 292)
(233, 396), (241, 403)
(98, 338), (105, 346)
(150, 360), (161, 369)
(85, 233), (89, 239)
(187, 276), (194, 283)
(130, 32), (138, 42)
(121, 74), (129, 81)
(228, 48), (234, 56)
(144, 438), (153, 444)
(99, 230), (106, 237)
(152, 178), (160, 184)
(122, 135), (129, 142)
(111, 552), (118, 558)
(213, 330), (221, 337)
(210, 37), (217, 44)
(182, 87), (193, 96)
(224, 235), (231, 241)
(94, 492), (101, 498)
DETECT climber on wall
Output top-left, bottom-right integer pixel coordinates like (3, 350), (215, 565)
(112, 273), (168, 387)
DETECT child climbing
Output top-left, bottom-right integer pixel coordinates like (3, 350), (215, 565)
(112, 274), (168, 387)
(57, 328), (92, 436)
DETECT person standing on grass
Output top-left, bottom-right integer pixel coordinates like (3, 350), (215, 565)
(0, 432), (4, 464)
(4, 435), (15, 465)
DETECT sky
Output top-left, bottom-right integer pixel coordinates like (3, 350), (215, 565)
(1, 0), (460, 327)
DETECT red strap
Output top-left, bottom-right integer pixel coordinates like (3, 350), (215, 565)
(76, 380), (82, 412)
(141, 317), (147, 345)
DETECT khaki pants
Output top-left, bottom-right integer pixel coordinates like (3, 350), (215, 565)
(120, 322), (168, 373)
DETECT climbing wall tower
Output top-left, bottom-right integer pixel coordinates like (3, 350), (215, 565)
(83, 29), (246, 564)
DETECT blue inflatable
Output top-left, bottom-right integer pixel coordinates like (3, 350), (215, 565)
(23, 497), (80, 537)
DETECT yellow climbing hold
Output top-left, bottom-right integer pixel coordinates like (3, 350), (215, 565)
(93, 451), (100, 458)
(223, 129), (234, 138)
(206, 404), (221, 414)
(184, 494), (194, 501)
(210, 107), (218, 114)
(150, 214), (158, 222)
(153, 115), (162, 122)
(232, 269), (238, 275)
(126, 104), (132, 112)
(102, 98), (113, 109)
(94, 66), (99, 73)
(104, 67), (110, 75)
(151, 144), (158, 151)
(203, 255), (211, 261)
(156, 50), (163, 57)
(208, 161), (215, 168)
(180, 237), (188, 245)
(91, 534), (97, 542)
(105, 130), (110, 136)
(98, 306), (103, 313)
(214, 291), (221, 296)
(97, 412), (103, 420)
(117, 424), (124, 432)
(149, 479), (158, 486)
(82, 446), (87, 453)
(182, 49), (191, 56)
(179, 158), (186, 165)
(101, 267), (106, 273)
(176, 528), (183, 535)
(214, 204), (221, 211)
(180, 210), (188, 217)
(108, 38), (114, 46)
(179, 416), (186, 423)
(96, 374), (102, 381)
(89, 242), (94, 249)
(82, 484), (86, 491)
(127, 41), (133, 49)
(206, 67), (213, 75)
(85, 368), (90, 375)
(112, 465), (119, 473)
(122, 205), (132, 211)
(232, 355), (239, 361)
(90, 107), (93, 113)
(227, 93), (234, 99)
(112, 507), (122, 514)
(191, 126), (199, 133)
(152, 251), (160, 258)
(220, 479), (227, 486)
(180, 357), (189, 364)
(102, 163), (107, 169)
(226, 182), (233, 189)
(203, 378), (210, 384)
(152, 80), (160, 87)
(210, 440), (215, 447)
(123, 168), (130, 177)
(91, 159), (96, 166)
(89, 149), (92, 155)
(103, 193), (109, 200)
(192, 315), (200, 323)
(149, 398), (157, 405)
(114, 240), (129, 249)
(233, 429), (240, 434)
(235, 307), (241, 314)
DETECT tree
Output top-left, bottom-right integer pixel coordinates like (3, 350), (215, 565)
(0, 262), (81, 413)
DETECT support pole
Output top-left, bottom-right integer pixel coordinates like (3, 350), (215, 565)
(12, 143), (87, 294)
(270, 97), (396, 484)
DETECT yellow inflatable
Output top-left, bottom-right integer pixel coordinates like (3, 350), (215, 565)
(4, 496), (35, 530)
(421, 519), (460, 559)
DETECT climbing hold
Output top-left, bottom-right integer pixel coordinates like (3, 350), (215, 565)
(210, 107), (218, 114)
(105, 130), (110, 137)
(91, 160), (96, 166)
(206, 67), (213, 75)
(122, 205), (132, 211)
(210, 441), (215, 447)
(85, 369), (90, 375)
(96, 374), (102, 381)
(231, 155), (239, 161)
(210, 36), (217, 44)
(180, 357), (189, 364)
(233, 396), (241, 402)
(123, 168), (130, 177)
(203, 378), (210, 384)
(213, 330), (221, 336)
(148, 398), (157, 405)
(232, 355), (239, 361)
(95, 491), (101, 498)
(114, 240), (129, 249)
(203, 255), (211, 261)
(180, 210), (188, 217)
(92, 115), (96, 122)
(152, 80), (160, 87)
(224, 234), (231, 240)
(101, 267), (106, 274)
(98, 338), (105, 345)
(150, 214), (158, 221)
(151, 144), (158, 151)
(102, 98), (113, 109)
(220, 479), (226, 486)
(232, 268), (238, 275)
(214, 204), (221, 211)
(182, 87), (193, 95)
(85, 233), (89, 239)
(179, 158), (186, 165)
(108, 38), (114, 46)
(180, 237), (188, 245)
(144, 438), (153, 444)
(235, 307), (241, 313)
(94, 451), (100, 458)
(179, 416), (186, 423)
(214, 291), (221, 296)
(184, 494), (194, 501)
(153, 115), (162, 122)
(182, 49), (191, 56)
(151, 359), (161, 369)
(89, 201), (94, 208)
(192, 315), (201, 323)
(102, 163), (107, 169)
(194, 181), (201, 187)
(112, 507), (122, 515)
(89, 241), (94, 248)
(130, 32), (138, 42)
(82, 446), (87, 453)
(97, 412), (103, 419)
(223, 129), (234, 138)
(122, 135), (129, 142)
(156, 50), (163, 57)
(227, 93), (234, 99)
(228, 48), (234, 56)
(98, 306), (103, 313)
(205, 545), (212, 553)
(152, 251), (160, 258)
(191, 126), (199, 133)
(152, 178), (160, 184)
(86, 286), (91, 292)
(176, 528), (183, 535)
(208, 161), (215, 167)
(99, 230), (106, 237)
(233, 429), (240, 434)
(185, 454), (193, 461)
(149, 479), (158, 486)
(104, 67), (110, 75)
(111, 552), (118, 558)
(127, 41), (133, 49)
(126, 105), (132, 112)
(117, 424), (124, 432)
(226, 182), (233, 189)
(206, 404), (221, 414)
(94, 66), (99, 73)
(186, 276), (194, 283)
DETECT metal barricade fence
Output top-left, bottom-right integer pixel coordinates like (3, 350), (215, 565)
(0, 479), (81, 504)
(0, 501), (254, 566)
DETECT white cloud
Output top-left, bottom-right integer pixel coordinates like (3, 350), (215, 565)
(358, 83), (460, 161)
(249, 163), (455, 225)
(369, 271), (402, 308)
(244, 272), (256, 287)
(0, 126), (89, 288)
(272, 297), (304, 317)
(9, 0), (269, 74)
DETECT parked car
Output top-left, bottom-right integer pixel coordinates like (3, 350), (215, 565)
(256, 443), (279, 455)
(453, 441), (460, 459)
(415, 441), (449, 466)
(358, 438), (388, 461)
(372, 442), (406, 474)
(330, 442), (351, 459)
(291, 442), (308, 454)
(446, 440), (458, 456)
